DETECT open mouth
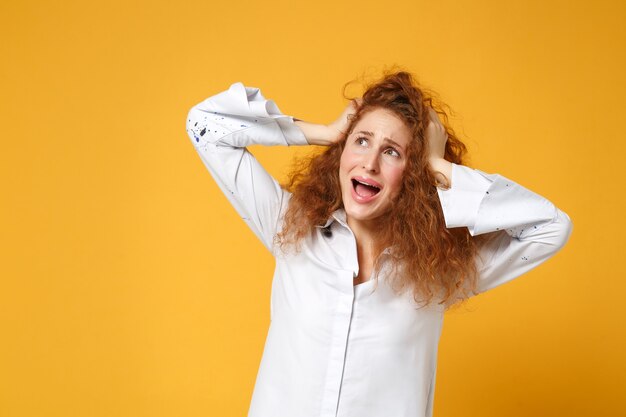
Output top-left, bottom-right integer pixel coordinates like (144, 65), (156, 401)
(351, 178), (381, 198)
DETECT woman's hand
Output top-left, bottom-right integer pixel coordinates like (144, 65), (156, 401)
(425, 108), (452, 189)
(425, 107), (448, 161)
(326, 98), (363, 144)
(294, 98), (362, 146)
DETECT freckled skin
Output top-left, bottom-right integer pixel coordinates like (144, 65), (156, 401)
(339, 108), (412, 228)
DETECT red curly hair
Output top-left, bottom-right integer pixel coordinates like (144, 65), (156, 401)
(276, 66), (502, 309)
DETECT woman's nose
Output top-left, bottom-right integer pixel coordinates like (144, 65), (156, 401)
(362, 152), (380, 173)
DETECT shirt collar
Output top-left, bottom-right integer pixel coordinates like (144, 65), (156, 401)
(315, 208), (393, 256)
(315, 207), (348, 229)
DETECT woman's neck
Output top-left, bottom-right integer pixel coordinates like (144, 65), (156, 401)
(347, 217), (380, 260)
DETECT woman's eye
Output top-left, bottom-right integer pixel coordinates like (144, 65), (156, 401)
(384, 148), (400, 158)
(356, 137), (368, 146)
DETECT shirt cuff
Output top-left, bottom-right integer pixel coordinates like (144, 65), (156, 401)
(208, 82), (309, 147)
(436, 163), (492, 235)
(436, 163), (557, 237)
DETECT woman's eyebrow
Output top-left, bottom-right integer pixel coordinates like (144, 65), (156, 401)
(355, 130), (405, 151)
(383, 138), (404, 151)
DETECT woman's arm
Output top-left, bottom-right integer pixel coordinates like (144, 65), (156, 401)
(437, 163), (573, 294)
(293, 119), (335, 146)
(426, 109), (574, 294)
(294, 97), (362, 146)
(185, 82), (308, 253)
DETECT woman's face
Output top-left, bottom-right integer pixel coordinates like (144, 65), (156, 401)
(339, 107), (412, 226)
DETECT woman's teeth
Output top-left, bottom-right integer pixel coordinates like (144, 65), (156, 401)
(352, 179), (380, 197)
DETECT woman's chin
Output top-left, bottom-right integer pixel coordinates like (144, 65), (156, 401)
(341, 189), (392, 225)
(344, 204), (384, 224)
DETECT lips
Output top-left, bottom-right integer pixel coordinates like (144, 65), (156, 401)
(351, 176), (382, 203)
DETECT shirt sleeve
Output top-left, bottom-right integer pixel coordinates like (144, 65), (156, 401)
(436, 162), (574, 294)
(185, 82), (308, 254)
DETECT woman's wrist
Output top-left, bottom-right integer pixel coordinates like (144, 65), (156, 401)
(294, 119), (337, 146)
(428, 158), (453, 189)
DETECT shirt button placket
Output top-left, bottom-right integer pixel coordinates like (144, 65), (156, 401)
(319, 282), (355, 417)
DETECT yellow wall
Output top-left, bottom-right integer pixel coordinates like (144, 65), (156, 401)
(1, 0), (624, 416)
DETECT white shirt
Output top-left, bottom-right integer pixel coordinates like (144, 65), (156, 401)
(185, 82), (573, 417)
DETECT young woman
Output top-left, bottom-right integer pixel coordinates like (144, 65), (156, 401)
(185, 70), (573, 417)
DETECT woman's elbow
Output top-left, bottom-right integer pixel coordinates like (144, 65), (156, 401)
(186, 106), (207, 146)
(555, 209), (574, 250)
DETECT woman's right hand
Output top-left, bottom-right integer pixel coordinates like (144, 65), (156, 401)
(326, 98), (363, 145)
(295, 98), (362, 146)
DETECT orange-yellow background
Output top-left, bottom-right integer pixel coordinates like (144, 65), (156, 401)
(1, 0), (624, 416)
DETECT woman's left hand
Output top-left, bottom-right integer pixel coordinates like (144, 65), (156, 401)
(425, 107), (448, 161)
(425, 108), (452, 189)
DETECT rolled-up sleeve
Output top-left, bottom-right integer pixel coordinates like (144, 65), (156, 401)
(185, 82), (308, 253)
(437, 163), (574, 294)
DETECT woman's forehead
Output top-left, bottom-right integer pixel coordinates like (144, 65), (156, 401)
(353, 108), (412, 146)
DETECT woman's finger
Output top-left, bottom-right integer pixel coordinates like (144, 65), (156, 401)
(428, 108), (442, 125)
